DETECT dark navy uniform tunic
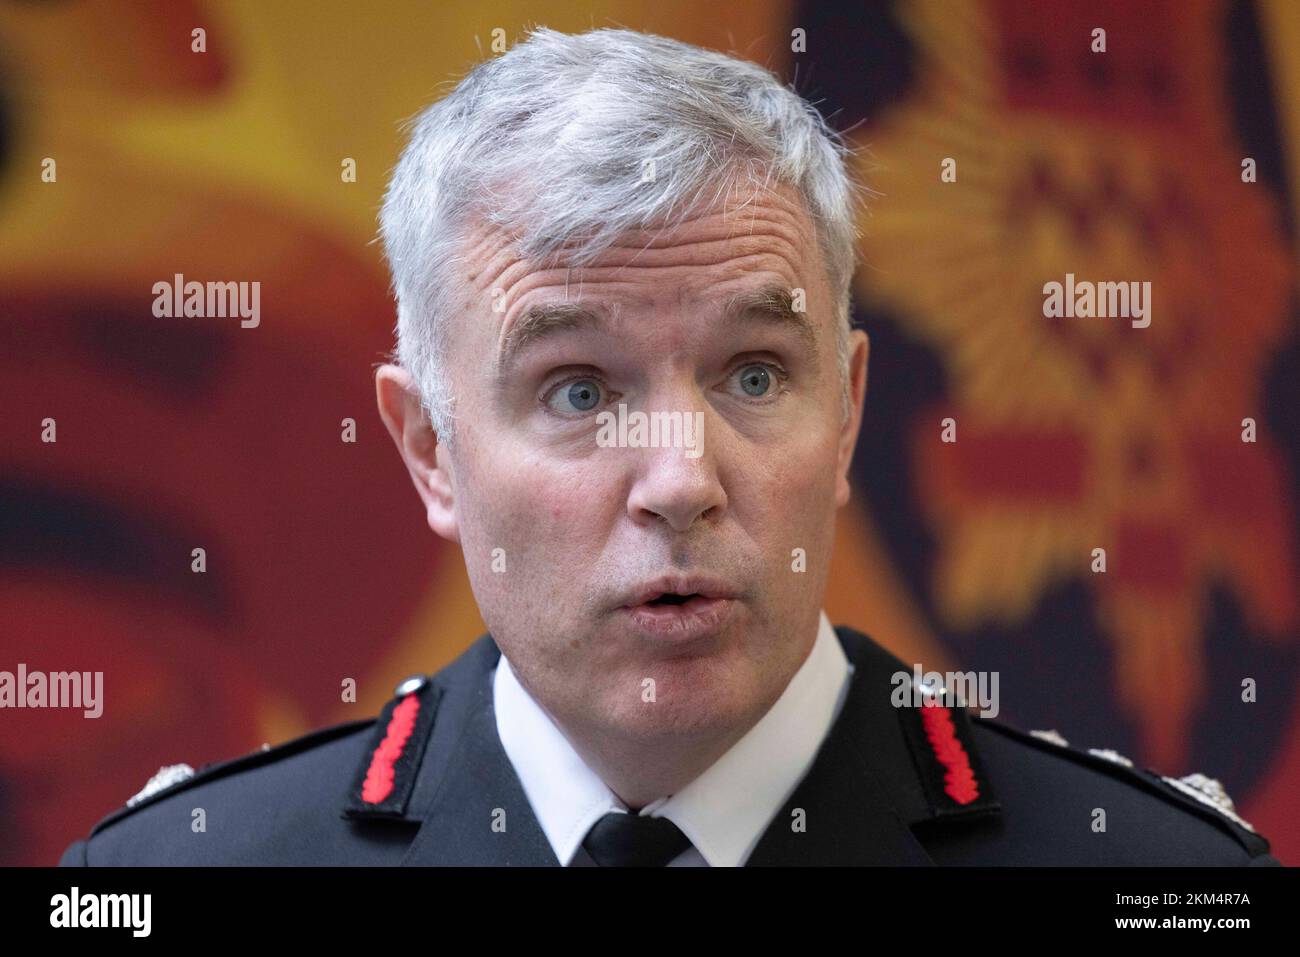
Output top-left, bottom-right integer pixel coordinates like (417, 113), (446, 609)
(58, 626), (1280, 866)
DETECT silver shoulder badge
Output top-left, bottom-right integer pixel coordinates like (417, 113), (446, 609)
(1087, 747), (1135, 768)
(1034, 732), (1137, 770)
(1161, 772), (1258, 833)
(126, 763), (196, 808)
(1029, 728), (1069, 747)
(1028, 731), (1257, 834)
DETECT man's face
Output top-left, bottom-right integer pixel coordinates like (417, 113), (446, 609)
(379, 181), (868, 751)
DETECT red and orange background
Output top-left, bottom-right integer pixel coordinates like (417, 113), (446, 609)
(1, 0), (1296, 866)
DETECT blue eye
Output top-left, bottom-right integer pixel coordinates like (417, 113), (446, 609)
(545, 377), (604, 414)
(734, 363), (779, 398)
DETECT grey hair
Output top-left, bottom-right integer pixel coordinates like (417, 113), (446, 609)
(379, 27), (864, 445)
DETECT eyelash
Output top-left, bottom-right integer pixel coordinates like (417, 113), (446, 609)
(541, 361), (791, 417)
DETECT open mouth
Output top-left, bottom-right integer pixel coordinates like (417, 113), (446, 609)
(645, 592), (700, 606)
(621, 591), (736, 640)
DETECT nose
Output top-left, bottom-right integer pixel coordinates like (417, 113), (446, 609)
(624, 407), (726, 533)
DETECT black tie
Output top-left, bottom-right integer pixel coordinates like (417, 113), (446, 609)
(581, 811), (693, 866)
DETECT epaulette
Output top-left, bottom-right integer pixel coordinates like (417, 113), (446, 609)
(343, 674), (443, 821)
(894, 675), (1002, 822)
(88, 716), (377, 838)
(975, 719), (1272, 858)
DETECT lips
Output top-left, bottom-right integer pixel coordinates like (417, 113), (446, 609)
(620, 576), (740, 609)
(630, 594), (727, 616)
(617, 576), (741, 643)
(621, 594), (737, 641)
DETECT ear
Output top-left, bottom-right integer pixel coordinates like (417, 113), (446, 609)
(834, 329), (870, 509)
(375, 364), (460, 542)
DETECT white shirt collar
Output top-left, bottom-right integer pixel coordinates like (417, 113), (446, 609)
(493, 609), (853, 866)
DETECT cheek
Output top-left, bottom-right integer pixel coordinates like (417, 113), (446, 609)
(480, 450), (614, 558)
(750, 427), (839, 518)
(738, 429), (841, 591)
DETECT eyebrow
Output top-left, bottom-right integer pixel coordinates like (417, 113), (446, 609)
(497, 300), (612, 380)
(494, 283), (820, 379)
(722, 286), (819, 363)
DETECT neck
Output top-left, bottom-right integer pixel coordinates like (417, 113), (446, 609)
(560, 718), (758, 810)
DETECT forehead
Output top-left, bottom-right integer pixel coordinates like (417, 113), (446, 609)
(457, 180), (826, 304)
(444, 181), (833, 389)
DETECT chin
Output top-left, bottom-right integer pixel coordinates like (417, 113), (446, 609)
(604, 661), (754, 740)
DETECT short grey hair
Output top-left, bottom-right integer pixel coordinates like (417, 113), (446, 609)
(379, 27), (862, 444)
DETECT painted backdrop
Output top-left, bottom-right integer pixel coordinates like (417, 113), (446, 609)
(1, 0), (1296, 865)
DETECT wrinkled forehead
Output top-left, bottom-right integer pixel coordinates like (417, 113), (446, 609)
(452, 178), (827, 303)
(431, 183), (834, 416)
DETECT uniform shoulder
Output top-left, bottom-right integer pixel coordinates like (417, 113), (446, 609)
(57, 641), (496, 865)
(966, 717), (1279, 865)
(105, 717), (377, 831)
(60, 714), (379, 865)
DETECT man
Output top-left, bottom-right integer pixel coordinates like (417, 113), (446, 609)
(59, 27), (1278, 867)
